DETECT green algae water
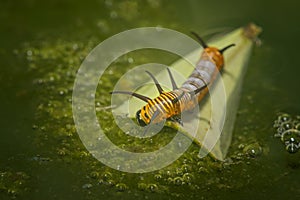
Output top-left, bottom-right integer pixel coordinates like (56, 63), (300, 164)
(1, 0), (300, 199)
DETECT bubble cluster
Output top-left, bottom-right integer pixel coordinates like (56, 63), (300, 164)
(0, 171), (30, 198)
(274, 113), (300, 153)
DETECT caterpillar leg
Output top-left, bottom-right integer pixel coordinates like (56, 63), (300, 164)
(169, 115), (183, 126)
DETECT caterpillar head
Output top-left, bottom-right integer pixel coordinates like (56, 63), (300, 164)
(204, 44), (235, 69)
(190, 32), (234, 69)
(136, 109), (147, 127)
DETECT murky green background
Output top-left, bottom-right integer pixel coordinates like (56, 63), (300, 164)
(1, 0), (300, 199)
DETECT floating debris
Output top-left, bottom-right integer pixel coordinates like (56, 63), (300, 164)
(274, 113), (300, 153)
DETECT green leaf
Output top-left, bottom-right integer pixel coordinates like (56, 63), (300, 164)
(113, 23), (262, 160)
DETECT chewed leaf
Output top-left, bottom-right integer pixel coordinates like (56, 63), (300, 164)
(113, 23), (262, 161)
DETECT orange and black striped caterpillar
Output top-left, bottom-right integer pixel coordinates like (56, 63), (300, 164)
(111, 32), (235, 127)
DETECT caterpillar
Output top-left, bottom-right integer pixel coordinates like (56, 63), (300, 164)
(111, 32), (235, 127)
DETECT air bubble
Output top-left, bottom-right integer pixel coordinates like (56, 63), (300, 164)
(32, 124), (38, 130)
(295, 123), (300, 131)
(274, 113), (300, 154)
(175, 168), (183, 176)
(181, 164), (191, 173)
(286, 143), (299, 153)
(154, 174), (162, 181)
(57, 148), (66, 156)
(138, 183), (147, 191)
(243, 143), (262, 158)
(106, 179), (115, 187)
(116, 183), (127, 192)
(167, 177), (174, 184)
(90, 171), (99, 179)
(173, 177), (183, 186)
(273, 120), (280, 128)
(279, 113), (291, 122)
(72, 44), (79, 51)
(147, 184), (158, 192)
(102, 172), (112, 180)
(282, 122), (292, 130)
(164, 170), (172, 177)
(276, 127), (284, 135)
(183, 173), (193, 183)
(82, 183), (93, 189)
(27, 50), (33, 56)
(198, 167), (209, 173)
(37, 79), (44, 84)
(281, 129), (300, 144)
(110, 11), (118, 19)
